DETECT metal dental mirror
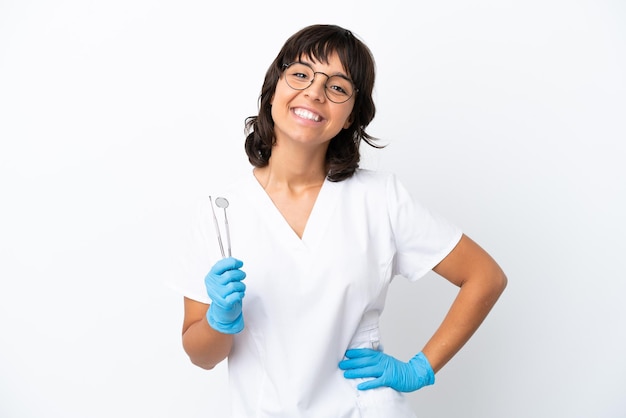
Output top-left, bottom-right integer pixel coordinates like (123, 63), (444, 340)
(214, 197), (231, 257)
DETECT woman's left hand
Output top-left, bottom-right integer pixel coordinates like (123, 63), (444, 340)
(339, 349), (435, 392)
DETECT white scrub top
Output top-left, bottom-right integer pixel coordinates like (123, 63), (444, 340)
(171, 168), (462, 418)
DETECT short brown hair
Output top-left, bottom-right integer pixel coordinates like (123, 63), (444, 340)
(244, 24), (380, 182)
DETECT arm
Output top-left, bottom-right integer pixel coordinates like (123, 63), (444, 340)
(340, 233), (506, 391)
(181, 298), (234, 370)
(181, 257), (247, 370)
(424, 233), (508, 372)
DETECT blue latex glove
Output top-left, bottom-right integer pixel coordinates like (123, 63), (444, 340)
(204, 257), (246, 334)
(339, 348), (435, 392)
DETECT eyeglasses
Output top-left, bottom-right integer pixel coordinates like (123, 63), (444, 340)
(281, 62), (358, 104)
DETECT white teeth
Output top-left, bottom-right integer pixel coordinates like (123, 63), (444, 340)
(294, 108), (321, 122)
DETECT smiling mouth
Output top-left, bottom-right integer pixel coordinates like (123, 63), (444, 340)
(293, 108), (322, 122)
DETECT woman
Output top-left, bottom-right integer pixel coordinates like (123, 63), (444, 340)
(174, 24), (507, 417)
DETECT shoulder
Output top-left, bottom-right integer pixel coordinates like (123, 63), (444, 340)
(346, 168), (397, 189)
(336, 169), (409, 215)
(344, 169), (411, 203)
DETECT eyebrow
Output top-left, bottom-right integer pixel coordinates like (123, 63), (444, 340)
(297, 58), (350, 79)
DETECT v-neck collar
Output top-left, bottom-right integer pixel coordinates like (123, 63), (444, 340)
(245, 169), (342, 250)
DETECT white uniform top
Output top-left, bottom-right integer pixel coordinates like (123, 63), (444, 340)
(171, 168), (462, 418)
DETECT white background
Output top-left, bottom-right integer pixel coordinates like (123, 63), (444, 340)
(1, 1), (625, 417)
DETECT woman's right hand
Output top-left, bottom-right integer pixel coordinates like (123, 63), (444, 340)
(204, 257), (247, 334)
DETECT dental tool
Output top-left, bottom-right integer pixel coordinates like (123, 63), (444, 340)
(209, 196), (225, 258)
(215, 197), (231, 257)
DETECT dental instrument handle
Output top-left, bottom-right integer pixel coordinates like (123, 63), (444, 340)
(224, 211), (232, 257)
(209, 196), (225, 258)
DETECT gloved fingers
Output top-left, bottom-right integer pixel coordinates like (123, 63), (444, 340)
(344, 348), (379, 359)
(223, 268), (246, 283)
(225, 280), (246, 295)
(206, 277), (245, 301)
(357, 377), (386, 391)
(339, 357), (377, 371)
(208, 268), (246, 286)
(209, 279), (246, 299)
(209, 257), (244, 276)
(209, 286), (246, 309)
(342, 364), (384, 380)
(222, 289), (245, 306)
(205, 265), (246, 303)
(339, 348), (382, 370)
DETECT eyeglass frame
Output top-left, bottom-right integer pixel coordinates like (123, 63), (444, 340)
(281, 62), (359, 104)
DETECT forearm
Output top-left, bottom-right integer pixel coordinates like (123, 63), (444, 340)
(182, 313), (234, 370)
(423, 265), (507, 373)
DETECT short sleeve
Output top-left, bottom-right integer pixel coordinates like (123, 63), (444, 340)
(387, 174), (463, 281)
(164, 197), (220, 304)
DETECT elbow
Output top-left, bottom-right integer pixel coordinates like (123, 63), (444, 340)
(500, 271), (508, 292)
(490, 268), (508, 302)
(469, 263), (507, 305)
(182, 337), (226, 371)
(182, 343), (220, 370)
(183, 344), (220, 370)
(497, 267), (508, 292)
(189, 356), (217, 370)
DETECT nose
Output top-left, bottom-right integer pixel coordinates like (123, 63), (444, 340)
(304, 73), (329, 102)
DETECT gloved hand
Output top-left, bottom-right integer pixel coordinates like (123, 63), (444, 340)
(204, 257), (246, 334)
(339, 348), (435, 392)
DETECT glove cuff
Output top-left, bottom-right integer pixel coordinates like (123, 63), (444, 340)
(410, 352), (436, 387)
(207, 308), (244, 334)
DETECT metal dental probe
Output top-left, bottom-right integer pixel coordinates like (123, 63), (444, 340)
(208, 196), (225, 258)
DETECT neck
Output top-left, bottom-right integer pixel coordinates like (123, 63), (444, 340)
(254, 142), (328, 191)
